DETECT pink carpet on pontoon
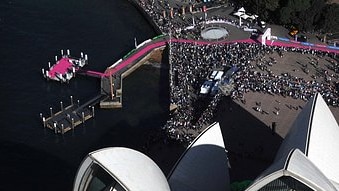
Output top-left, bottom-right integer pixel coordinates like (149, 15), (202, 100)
(48, 58), (72, 78)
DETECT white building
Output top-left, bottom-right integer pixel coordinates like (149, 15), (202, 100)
(245, 93), (339, 191)
(73, 122), (230, 191)
(73, 93), (339, 191)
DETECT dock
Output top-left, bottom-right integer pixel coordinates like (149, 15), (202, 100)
(42, 49), (88, 83)
(40, 95), (106, 134)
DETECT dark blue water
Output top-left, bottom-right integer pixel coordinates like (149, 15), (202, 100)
(0, 0), (170, 190)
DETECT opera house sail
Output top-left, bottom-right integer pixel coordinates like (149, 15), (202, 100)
(245, 93), (339, 191)
(73, 122), (230, 191)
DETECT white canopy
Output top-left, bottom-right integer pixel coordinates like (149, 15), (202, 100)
(238, 7), (245, 13)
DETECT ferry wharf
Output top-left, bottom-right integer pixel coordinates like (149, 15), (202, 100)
(41, 95), (106, 134)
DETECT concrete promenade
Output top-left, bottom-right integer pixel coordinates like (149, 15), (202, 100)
(103, 37), (339, 79)
(99, 34), (338, 109)
(113, 0), (339, 183)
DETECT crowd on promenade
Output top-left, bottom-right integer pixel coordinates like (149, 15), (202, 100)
(137, 0), (238, 40)
(135, 0), (338, 143)
(162, 41), (338, 142)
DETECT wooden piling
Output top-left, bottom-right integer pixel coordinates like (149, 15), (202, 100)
(60, 101), (63, 111)
(82, 112), (85, 123)
(91, 106), (95, 117)
(61, 124), (64, 134)
(54, 122), (57, 134)
(70, 95), (73, 105)
(71, 118), (74, 129)
(42, 117), (46, 127)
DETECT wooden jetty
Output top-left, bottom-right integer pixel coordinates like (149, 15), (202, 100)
(41, 95), (106, 134)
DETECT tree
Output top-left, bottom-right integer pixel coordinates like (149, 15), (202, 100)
(287, 0), (311, 12)
(279, 6), (293, 25)
(263, 0), (280, 11)
(320, 3), (339, 33)
(300, 0), (325, 31)
(246, 0), (280, 21)
(278, 0), (326, 32)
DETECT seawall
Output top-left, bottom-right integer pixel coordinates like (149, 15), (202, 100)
(127, 0), (163, 35)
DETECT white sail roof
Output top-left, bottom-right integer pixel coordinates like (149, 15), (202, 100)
(89, 147), (170, 191)
(168, 122), (230, 191)
(246, 93), (339, 191)
(245, 149), (337, 191)
(307, 94), (339, 183)
(275, 93), (339, 183)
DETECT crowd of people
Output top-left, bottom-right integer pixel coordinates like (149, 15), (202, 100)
(135, 0), (338, 143)
(163, 42), (338, 142)
(137, 0), (236, 40)
(232, 46), (339, 106)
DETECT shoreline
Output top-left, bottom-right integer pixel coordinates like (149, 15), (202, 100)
(127, 0), (163, 35)
(78, 0), (339, 182)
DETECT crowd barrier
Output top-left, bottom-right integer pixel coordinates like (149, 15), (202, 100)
(276, 36), (339, 50)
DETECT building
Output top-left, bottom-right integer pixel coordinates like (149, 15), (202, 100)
(73, 122), (230, 191)
(245, 93), (339, 191)
(73, 93), (339, 191)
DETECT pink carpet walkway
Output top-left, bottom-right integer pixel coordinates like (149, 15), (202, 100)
(48, 58), (72, 78)
(103, 37), (338, 77)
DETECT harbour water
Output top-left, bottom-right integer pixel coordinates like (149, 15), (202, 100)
(0, 0), (171, 190)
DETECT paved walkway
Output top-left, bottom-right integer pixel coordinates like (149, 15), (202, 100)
(104, 36), (338, 78)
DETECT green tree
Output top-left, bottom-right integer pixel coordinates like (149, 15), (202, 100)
(287, 0), (311, 12)
(320, 4), (339, 33)
(300, 0), (325, 31)
(247, 0), (280, 21)
(278, 0), (326, 31)
(279, 6), (293, 24)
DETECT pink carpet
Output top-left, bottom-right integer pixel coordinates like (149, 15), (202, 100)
(48, 58), (72, 78)
(104, 37), (338, 77)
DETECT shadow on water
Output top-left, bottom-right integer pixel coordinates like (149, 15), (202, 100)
(215, 96), (284, 182)
(82, 63), (184, 176)
(0, 141), (76, 191)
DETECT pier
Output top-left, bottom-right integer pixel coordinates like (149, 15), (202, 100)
(100, 38), (167, 108)
(41, 32), (339, 132)
(40, 95), (105, 134)
(42, 49), (88, 83)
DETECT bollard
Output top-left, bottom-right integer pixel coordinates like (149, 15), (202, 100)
(67, 49), (70, 56)
(72, 67), (75, 77)
(60, 101), (63, 111)
(70, 95), (73, 105)
(55, 55), (58, 62)
(61, 49), (64, 55)
(50, 107), (53, 117)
